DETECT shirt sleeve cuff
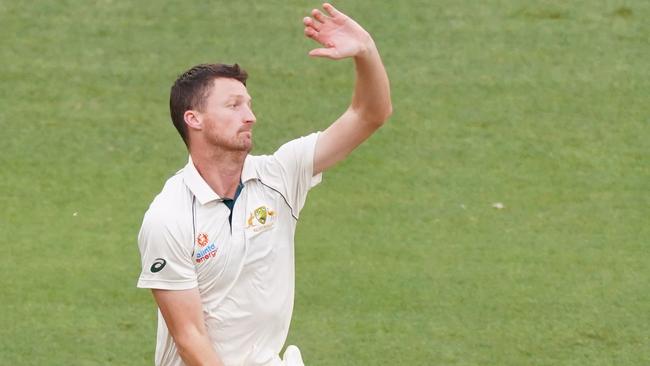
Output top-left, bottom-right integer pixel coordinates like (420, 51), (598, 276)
(136, 277), (198, 290)
(310, 172), (322, 188)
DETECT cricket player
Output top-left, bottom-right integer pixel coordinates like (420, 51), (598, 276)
(136, 3), (391, 365)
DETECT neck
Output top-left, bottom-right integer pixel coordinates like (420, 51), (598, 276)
(190, 145), (247, 199)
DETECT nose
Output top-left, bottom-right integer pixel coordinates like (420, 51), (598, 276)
(244, 105), (256, 124)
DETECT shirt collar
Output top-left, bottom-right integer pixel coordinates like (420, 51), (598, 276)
(183, 155), (258, 205)
(241, 155), (258, 183)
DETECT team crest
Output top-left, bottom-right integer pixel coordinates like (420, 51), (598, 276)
(247, 205), (277, 232)
(197, 233), (209, 247)
(255, 206), (268, 224)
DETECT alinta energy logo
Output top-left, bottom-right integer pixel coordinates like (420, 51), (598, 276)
(195, 232), (217, 264)
(150, 258), (167, 273)
(197, 233), (209, 247)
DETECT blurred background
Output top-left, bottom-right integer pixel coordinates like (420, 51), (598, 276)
(0, 1), (648, 365)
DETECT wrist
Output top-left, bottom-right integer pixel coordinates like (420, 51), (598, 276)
(355, 36), (377, 59)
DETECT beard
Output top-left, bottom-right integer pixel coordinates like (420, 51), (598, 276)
(206, 126), (253, 153)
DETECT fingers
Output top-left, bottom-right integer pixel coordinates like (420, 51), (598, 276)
(306, 3), (343, 27)
(308, 47), (339, 59)
(303, 16), (333, 47)
(323, 3), (343, 18)
(302, 16), (321, 31)
(302, 3), (345, 52)
(304, 28), (334, 48)
(304, 26), (317, 38)
(311, 8), (327, 23)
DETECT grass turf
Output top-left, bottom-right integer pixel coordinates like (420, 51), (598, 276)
(0, 0), (648, 365)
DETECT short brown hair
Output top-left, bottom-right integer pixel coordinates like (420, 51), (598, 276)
(169, 63), (248, 147)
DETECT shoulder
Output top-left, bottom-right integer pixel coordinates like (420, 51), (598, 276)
(140, 169), (193, 237)
(274, 132), (320, 158)
(245, 133), (321, 173)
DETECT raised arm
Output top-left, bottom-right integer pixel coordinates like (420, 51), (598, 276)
(152, 288), (224, 366)
(303, 3), (392, 174)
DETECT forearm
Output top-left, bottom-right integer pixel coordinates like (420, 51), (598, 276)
(350, 39), (392, 124)
(153, 289), (224, 366)
(174, 328), (224, 366)
(306, 3), (393, 174)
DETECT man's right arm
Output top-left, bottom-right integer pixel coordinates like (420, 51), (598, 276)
(152, 288), (224, 366)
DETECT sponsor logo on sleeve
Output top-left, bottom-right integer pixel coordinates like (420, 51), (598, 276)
(150, 258), (167, 273)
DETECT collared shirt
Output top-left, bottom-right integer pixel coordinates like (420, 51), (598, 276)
(137, 133), (322, 366)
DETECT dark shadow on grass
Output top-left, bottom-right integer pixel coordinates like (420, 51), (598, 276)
(611, 6), (633, 18)
(510, 8), (569, 20)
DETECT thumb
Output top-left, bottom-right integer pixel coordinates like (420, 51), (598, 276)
(308, 47), (338, 59)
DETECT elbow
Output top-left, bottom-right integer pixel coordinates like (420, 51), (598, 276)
(384, 103), (393, 121)
(375, 103), (393, 127)
(354, 102), (393, 127)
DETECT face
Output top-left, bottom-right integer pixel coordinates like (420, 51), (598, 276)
(194, 78), (256, 152)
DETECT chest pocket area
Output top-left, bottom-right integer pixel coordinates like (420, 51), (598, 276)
(243, 196), (284, 267)
(246, 204), (278, 234)
(194, 227), (233, 289)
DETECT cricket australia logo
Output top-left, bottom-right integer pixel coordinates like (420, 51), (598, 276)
(246, 205), (277, 233)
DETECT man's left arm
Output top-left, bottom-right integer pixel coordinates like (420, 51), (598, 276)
(303, 3), (393, 175)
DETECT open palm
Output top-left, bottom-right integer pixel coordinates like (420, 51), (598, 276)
(303, 3), (373, 59)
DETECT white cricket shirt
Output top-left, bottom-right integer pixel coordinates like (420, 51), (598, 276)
(137, 133), (322, 366)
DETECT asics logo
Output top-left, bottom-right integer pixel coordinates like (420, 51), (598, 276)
(150, 258), (167, 273)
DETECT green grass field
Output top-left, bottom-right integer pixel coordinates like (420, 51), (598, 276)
(1, 1), (648, 365)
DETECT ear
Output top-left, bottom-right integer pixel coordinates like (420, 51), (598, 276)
(184, 110), (202, 131)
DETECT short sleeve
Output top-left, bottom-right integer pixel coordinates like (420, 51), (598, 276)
(137, 209), (198, 290)
(262, 132), (321, 218)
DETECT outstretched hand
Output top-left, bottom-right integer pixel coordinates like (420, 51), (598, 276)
(303, 3), (374, 59)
